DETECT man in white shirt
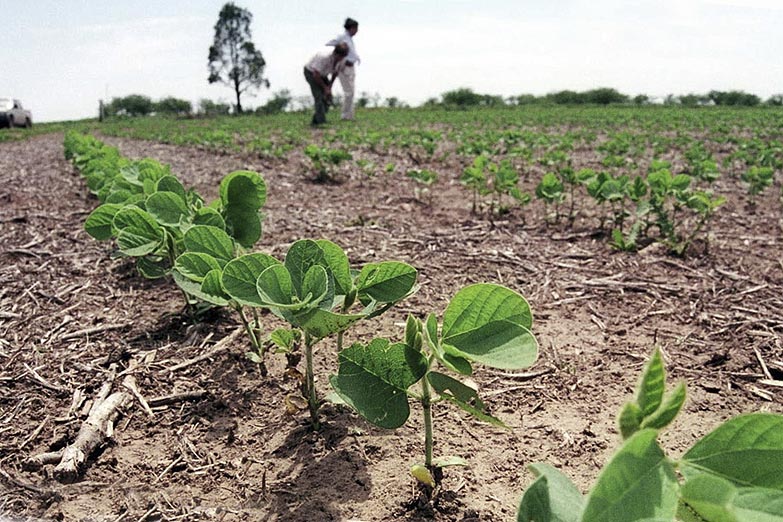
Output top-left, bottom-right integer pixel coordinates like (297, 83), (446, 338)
(304, 42), (349, 126)
(326, 18), (360, 121)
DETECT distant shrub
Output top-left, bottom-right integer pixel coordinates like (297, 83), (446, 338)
(708, 90), (761, 106)
(198, 98), (231, 116)
(106, 94), (154, 117)
(257, 89), (292, 115)
(155, 97), (193, 116)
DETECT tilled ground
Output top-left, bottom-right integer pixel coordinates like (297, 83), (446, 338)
(1, 132), (782, 521)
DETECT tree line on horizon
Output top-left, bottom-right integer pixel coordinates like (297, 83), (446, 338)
(100, 2), (781, 119)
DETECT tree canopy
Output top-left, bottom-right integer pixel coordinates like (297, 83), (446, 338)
(207, 3), (269, 114)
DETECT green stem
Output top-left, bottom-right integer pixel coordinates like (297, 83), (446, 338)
(304, 332), (320, 429)
(237, 307), (261, 352)
(422, 371), (434, 468)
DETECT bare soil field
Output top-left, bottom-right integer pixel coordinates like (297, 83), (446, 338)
(1, 132), (782, 521)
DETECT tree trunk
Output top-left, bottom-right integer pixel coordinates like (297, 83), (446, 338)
(235, 80), (242, 114)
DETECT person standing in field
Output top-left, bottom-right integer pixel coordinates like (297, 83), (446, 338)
(304, 42), (349, 126)
(326, 18), (360, 121)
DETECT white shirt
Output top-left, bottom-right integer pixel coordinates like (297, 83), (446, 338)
(305, 51), (345, 77)
(326, 31), (360, 64)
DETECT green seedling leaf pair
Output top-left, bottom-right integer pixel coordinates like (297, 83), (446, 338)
(330, 283), (538, 486)
(517, 347), (783, 522)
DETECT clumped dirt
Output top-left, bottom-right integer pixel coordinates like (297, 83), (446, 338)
(1, 131), (782, 521)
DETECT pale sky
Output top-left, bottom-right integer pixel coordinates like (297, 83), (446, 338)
(3, 0), (782, 122)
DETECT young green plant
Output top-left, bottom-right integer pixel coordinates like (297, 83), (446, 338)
(330, 283), (538, 492)
(517, 347), (783, 522)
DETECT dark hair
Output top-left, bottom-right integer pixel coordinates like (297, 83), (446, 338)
(334, 42), (349, 56)
(344, 17), (358, 29)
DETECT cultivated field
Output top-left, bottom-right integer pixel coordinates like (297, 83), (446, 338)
(1, 106), (782, 521)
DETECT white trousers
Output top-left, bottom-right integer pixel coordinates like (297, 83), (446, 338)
(338, 65), (356, 120)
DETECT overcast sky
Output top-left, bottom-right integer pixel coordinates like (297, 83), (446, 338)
(4, 0), (783, 122)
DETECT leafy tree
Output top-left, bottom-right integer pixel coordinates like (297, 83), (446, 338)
(708, 90), (761, 106)
(105, 95), (154, 117)
(197, 98), (231, 116)
(155, 97), (193, 116)
(583, 87), (628, 105)
(633, 94), (651, 105)
(208, 2), (270, 114)
(766, 94), (783, 106)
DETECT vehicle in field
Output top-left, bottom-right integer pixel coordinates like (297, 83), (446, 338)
(0, 97), (32, 128)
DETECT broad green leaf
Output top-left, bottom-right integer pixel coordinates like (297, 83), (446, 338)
(302, 265), (333, 309)
(183, 225), (234, 265)
(581, 429), (679, 522)
(284, 240), (327, 299)
(618, 402), (644, 440)
(427, 371), (504, 427)
(315, 239), (352, 297)
(517, 463), (584, 522)
(256, 265), (297, 308)
(105, 189), (135, 204)
(192, 207), (226, 229)
(355, 262), (418, 303)
(200, 269), (230, 306)
(329, 339), (428, 429)
(443, 320), (538, 370)
(175, 252), (222, 283)
(220, 170), (266, 248)
(172, 270), (224, 306)
(442, 283), (533, 338)
(219, 170), (267, 209)
(113, 207), (164, 257)
(135, 256), (168, 279)
(221, 253), (281, 307)
(84, 203), (123, 240)
(156, 175), (186, 198)
(681, 473), (783, 521)
(682, 413), (783, 489)
(423, 313), (473, 375)
(269, 328), (300, 352)
(641, 382), (686, 431)
(224, 208), (262, 248)
(637, 348), (666, 417)
(145, 191), (189, 226)
(294, 308), (365, 339)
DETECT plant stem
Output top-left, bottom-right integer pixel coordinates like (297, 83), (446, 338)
(421, 372), (434, 469)
(237, 307), (261, 352)
(304, 332), (320, 430)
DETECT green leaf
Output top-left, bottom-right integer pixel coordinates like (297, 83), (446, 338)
(355, 261), (418, 303)
(113, 206), (164, 257)
(183, 225), (234, 265)
(315, 239), (353, 297)
(84, 203), (123, 240)
(172, 270), (225, 306)
(517, 463), (584, 522)
(302, 265), (333, 309)
(135, 256), (169, 279)
(145, 191), (189, 226)
(175, 252), (222, 282)
(682, 413), (783, 489)
(255, 264), (297, 308)
(641, 381), (686, 431)
(427, 371), (504, 427)
(193, 207), (226, 229)
(219, 170), (267, 209)
(618, 402), (644, 440)
(220, 170), (266, 248)
(443, 320), (538, 370)
(680, 474), (739, 522)
(200, 269), (229, 306)
(637, 348), (666, 417)
(221, 253), (281, 307)
(443, 283), (533, 336)
(284, 240), (327, 299)
(293, 308), (365, 339)
(330, 339), (428, 429)
(581, 429), (679, 522)
(156, 175), (186, 199)
(269, 328), (300, 352)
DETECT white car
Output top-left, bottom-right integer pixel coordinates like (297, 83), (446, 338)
(0, 97), (33, 128)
